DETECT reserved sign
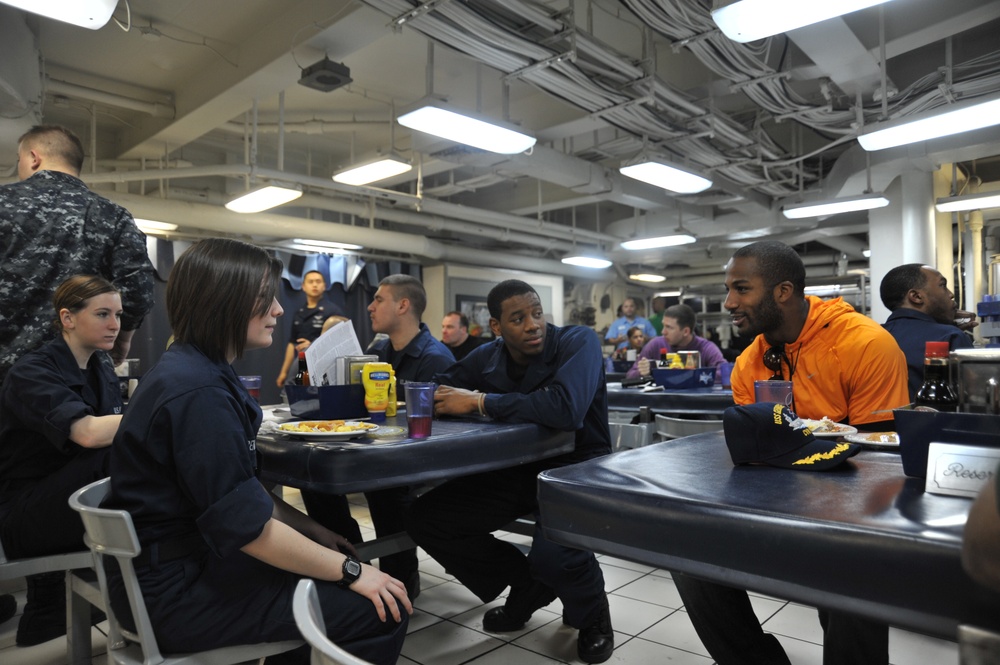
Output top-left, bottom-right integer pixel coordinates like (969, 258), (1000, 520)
(925, 443), (1000, 498)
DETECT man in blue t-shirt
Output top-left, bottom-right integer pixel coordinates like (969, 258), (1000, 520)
(604, 297), (656, 350)
(880, 264), (977, 400)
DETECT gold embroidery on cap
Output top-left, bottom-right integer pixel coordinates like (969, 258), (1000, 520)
(792, 442), (852, 465)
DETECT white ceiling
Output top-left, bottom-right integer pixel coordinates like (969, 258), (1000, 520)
(3, 0), (1000, 286)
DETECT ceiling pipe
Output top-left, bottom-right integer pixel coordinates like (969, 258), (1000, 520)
(82, 164), (620, 246)
(101, 192), (612, 280)
(162, 187), (579, 254)
(46, 78), (174, 119)
(218, 120), (388, 135)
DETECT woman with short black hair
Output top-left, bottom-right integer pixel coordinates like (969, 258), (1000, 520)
(107, 238), (409, 664)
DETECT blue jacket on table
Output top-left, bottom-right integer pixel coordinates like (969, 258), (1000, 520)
(371, 322), (455, 383)
(0, 336), (121, 486)
(434, 323), (610, 464)
(108, 343), (272, 558)
(883, 308), (974, 400)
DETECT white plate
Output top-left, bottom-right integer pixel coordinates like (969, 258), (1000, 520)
(798, 419), (858, 438)
(277, 421), (379, 441)
(844, 432), (900, 450)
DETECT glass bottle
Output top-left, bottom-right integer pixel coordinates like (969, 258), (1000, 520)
(295, 351), (310, 386)
(914, 341), (957, 411)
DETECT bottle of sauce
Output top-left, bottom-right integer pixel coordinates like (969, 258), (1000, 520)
(659, 349), (668, 368)
(914, 341), (958, 411)
(294, 351), (310, 386)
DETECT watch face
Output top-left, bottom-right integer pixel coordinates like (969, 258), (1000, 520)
(345, 558), (361, 578)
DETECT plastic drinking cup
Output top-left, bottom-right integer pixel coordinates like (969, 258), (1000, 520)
(239, 375), (262, 402)
(754, 380), (793, 407)
(720, 361), (735, 388)
(404, 382), (436, 439)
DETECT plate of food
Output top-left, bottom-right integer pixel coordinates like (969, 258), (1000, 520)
(277, 420), (379, 441)
(844, 431), (900, 450)
(797, 417), (858, 438)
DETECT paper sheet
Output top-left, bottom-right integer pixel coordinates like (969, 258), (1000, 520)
(305, 320), (364, 386)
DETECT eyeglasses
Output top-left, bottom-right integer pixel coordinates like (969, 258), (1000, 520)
(763, 344), (788, 380)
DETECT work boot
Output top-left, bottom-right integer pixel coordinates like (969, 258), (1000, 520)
(577, 593), (614, 664)
(482, 578), (557, 632)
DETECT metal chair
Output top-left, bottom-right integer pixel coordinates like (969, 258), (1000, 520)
(292, 578), (374, 665)
(69, 477), (302, 665)
(0, 525), (104, 664)
(653, 414), (724, 441)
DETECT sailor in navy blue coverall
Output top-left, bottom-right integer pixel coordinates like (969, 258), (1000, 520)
(408, 279), (613, 663)
(0, 335), (120, 558)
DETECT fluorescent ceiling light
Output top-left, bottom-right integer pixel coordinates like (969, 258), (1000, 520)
(333, 155), (412, 186)
(859, 95), (1000, 151)
(398, 100), (536, 154)
(225, 184), (303, 213)
(133, 219), (178, 232)
(288, 238), (363, 251)
(935, 191), (1000, 213)
(712, 0), (895, 43)
(619, 160), (712, 194)
(782, 193), (889, 219)
(862, 249), (871, 258)
(561, 255), (612, 269)
(620, 234), (697, 250)
(629, 273), (667, 283)
(0, 0), (118, 29)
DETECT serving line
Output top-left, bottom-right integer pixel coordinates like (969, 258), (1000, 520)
(537, 432), (1000, 641)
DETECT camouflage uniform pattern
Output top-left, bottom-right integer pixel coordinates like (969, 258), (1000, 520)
(0, 169), (155, 382)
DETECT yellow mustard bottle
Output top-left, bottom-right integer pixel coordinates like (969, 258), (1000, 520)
(362, 362), (393, 423)
(386, 370), (397, 417)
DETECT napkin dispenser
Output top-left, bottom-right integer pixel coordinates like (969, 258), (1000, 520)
(284, 384), (367, 419)
(894, 408), (1000, 479)
(950, 348), (1000, 414)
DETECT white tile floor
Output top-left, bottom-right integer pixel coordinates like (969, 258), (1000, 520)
(0, 488), (959, 665)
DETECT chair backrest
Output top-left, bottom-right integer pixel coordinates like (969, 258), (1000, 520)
(69, 477), (167, 664)
(654, 414), (724, 441)
(292, 579), (374, 665)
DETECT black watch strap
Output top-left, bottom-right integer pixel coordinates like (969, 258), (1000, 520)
(338, 556), (362, 588)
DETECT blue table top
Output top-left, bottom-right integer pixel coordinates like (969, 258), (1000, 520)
(258, 413), (575, 494)
(538, 433), (1000, 638)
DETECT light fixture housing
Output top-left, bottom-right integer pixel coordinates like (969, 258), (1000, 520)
(859, 94), (1000, 151)
(561, 255), (613, 269)
(619, 159), (712, 194)
(712, 0), (895, 43)
(133, 219), (178, 233)
(285, 238), (363, 252)
(781, 193), (889, 219)
(629, 273), (667, 283)
(225, 184), (303, 213)
(620, 234), (697, 250)
(397, 99), (536, 154)
(935, 191), (1000, 213)
(0, 0), (118, 29)
(333, 154), (412, 186)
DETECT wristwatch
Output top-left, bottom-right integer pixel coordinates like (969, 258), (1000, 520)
(338, 556), (362, 588)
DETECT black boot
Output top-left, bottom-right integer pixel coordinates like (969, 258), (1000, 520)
(482, 578), (557, 632)
(577, 593), (614, 664)
(16, 572), (66, 646)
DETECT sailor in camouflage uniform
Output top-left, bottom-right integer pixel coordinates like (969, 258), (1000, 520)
(0, 125), (154, 643)
(0, 125), (154, 384)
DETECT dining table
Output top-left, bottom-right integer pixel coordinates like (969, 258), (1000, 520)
(257, 410), (575, 494)
(536, 432), (1000, 642)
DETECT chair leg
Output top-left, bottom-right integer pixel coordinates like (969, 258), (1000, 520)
(66, 570), (93, 665)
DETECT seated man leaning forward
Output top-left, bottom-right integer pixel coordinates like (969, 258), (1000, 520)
(673, 240), (909, 665)
(625, 303), (725, 380)
(407, 279), (615, 664)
